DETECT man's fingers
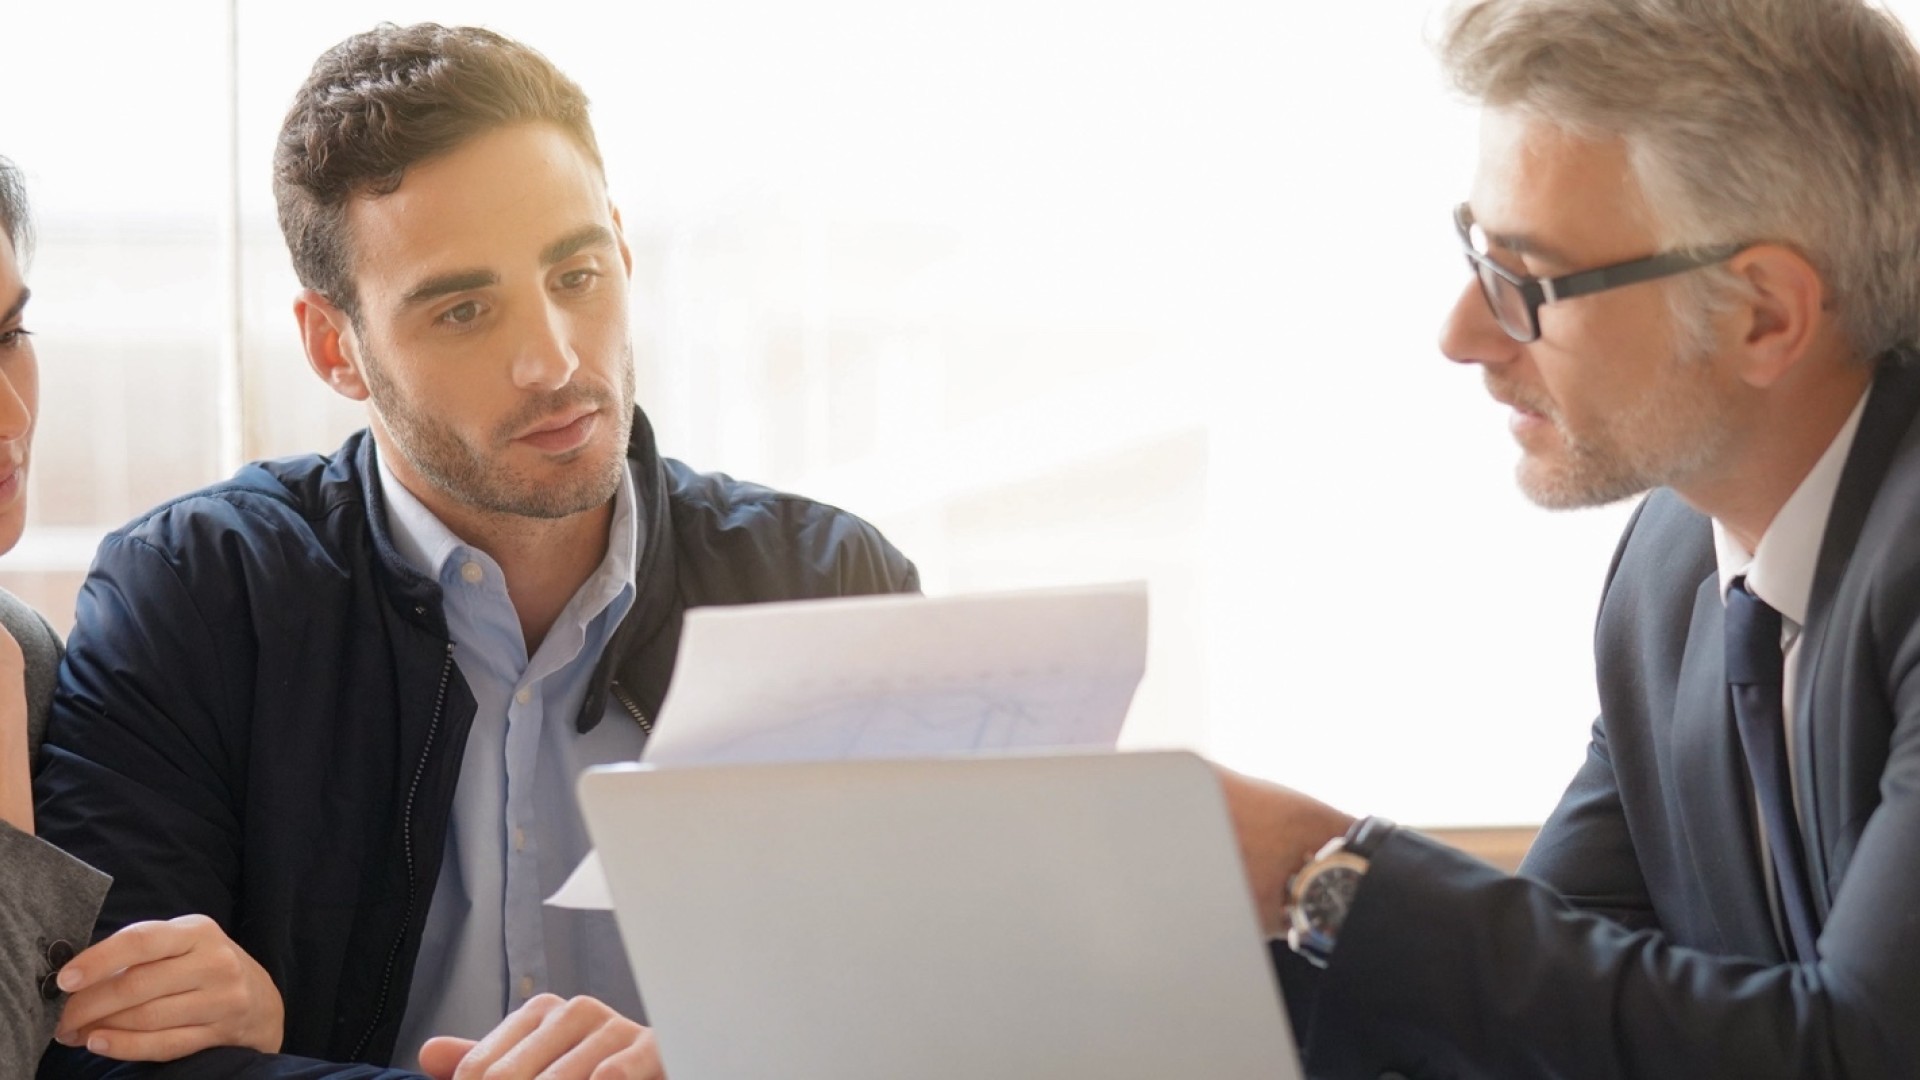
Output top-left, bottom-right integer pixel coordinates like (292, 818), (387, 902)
(78, 1023), (221, 1064)
(72, 988), (226, 1041)
(59, 917), (203, 994)
(57, 914), (258, 1039)
(446, 996), (649, 1080)
(483, 997), (618, 1080)
(588, 1039), (665, 1080)
(452, 994), (566, 1080)
(47, 914), (282, 1057)
(418, 1036), (478, 1080)
(537, 1017), (651, 1080)
(56, 955), (208, 1037)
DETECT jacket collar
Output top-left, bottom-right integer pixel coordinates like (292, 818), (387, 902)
(1803, 350), (1920, 633)
(1790, 350), (1920, 906)
(347, 405), (682, 734)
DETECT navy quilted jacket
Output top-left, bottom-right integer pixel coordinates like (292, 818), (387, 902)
(34, 407), (917, 1078)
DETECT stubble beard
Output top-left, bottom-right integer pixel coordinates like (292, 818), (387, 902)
(1495, 345), (1738, 511)
(364, 342), (636, 521)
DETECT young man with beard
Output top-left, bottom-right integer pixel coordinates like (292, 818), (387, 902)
(34, 24), (915, 1080)
(1218, 0), (1920, 1077)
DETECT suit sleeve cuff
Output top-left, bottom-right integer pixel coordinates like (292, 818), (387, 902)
(0, 820), (111, 1065)
(1291, 827), (1512, 1076)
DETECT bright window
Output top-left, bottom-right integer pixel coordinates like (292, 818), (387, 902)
(20, 0), (1861, 826)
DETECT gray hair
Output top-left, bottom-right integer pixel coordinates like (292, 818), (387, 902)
(0, 157), (29, 263)
(1440, 0), (1920, 359)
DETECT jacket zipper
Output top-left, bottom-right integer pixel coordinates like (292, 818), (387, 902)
(351, 641), (457, 1063)
(610, 681), (654, 735)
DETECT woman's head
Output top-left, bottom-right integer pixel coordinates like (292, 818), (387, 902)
(0, 158), (28, 258)
(0, 157), (39, 555)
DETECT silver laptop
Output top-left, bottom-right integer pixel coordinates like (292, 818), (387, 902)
(578, 750), (1303, 1080)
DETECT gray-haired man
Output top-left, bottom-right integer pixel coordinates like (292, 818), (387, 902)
(1223, 1), (1920, 1076)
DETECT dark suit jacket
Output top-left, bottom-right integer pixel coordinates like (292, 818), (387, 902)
(1281, 359), (1920, 1079)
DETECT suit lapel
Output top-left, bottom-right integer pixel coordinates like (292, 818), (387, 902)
(1670, 571), (1782, 960)
(1793, 356), (1920, 915)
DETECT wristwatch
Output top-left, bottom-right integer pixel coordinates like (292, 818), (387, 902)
(1285, 815), (1395, 967)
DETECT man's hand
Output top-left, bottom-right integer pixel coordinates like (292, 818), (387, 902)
(1215, 764), (1356, 936)
(418, 994), (662, 1080)
(52, 914), (285, 1061)
(0, 626), (30, 835)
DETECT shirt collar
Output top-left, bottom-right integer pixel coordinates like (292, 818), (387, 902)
(375, 446), (642, 601)
(377, 450), (467, 581)
(1712, 389), (1870, 624)
(581, 462), (642, 614)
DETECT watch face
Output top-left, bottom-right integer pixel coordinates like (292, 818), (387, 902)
(1301, 865), (1363, 937)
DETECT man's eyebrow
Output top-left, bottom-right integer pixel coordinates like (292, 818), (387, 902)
(542, 225), (616, 267)
(400, 270), (497, 309)
(1, 286), (28, 325)
(396, 226), (614, 309)
(1480, 227), (1577, 270)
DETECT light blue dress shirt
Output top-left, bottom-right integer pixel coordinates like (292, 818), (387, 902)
(382, 457), (651, 1068)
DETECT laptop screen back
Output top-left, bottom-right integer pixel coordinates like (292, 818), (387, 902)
(578, 751), (1303, 1080)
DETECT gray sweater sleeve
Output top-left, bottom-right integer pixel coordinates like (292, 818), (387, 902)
(0, 586), (64, 762)
(1, 588), (109, 1072)
(0, 821), (110, 1075)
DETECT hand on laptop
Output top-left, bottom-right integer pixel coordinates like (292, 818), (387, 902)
(1215, 765), (1354, 937)
(418, 993), (663, 1080)
(52, 913), (285, 1060)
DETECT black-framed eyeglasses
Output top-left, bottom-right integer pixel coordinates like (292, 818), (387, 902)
(1454, 202), (1746, 343)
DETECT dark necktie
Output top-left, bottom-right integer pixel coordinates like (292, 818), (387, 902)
(1725, 579), (1820, 962)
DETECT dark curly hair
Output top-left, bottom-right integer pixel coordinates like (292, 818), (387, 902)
(272, 23), (605, 318)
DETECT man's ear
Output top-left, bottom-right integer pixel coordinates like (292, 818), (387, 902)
(610, 202), (634, 277)
(1723, 244), (1828, 390)
(294, 289), (371, 401)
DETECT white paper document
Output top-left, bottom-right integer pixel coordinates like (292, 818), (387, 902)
(642, 580), (1148, 767)
(549, 849), (614, 910)
(548, 581), (1149, 910)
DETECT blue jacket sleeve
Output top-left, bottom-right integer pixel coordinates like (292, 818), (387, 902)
(34, 530), (249, 936)
(30, 533), (308, 1078)
(38, 1046), (424, 1079)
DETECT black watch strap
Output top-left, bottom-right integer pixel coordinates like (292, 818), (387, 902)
(1344, 815), (1396, 859)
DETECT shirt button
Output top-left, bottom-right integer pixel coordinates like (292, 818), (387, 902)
(460, 561), (484, 584)
(520, 975), (535, 998)
(515, 687), (532, 705)
(514, 828), (528, 852)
